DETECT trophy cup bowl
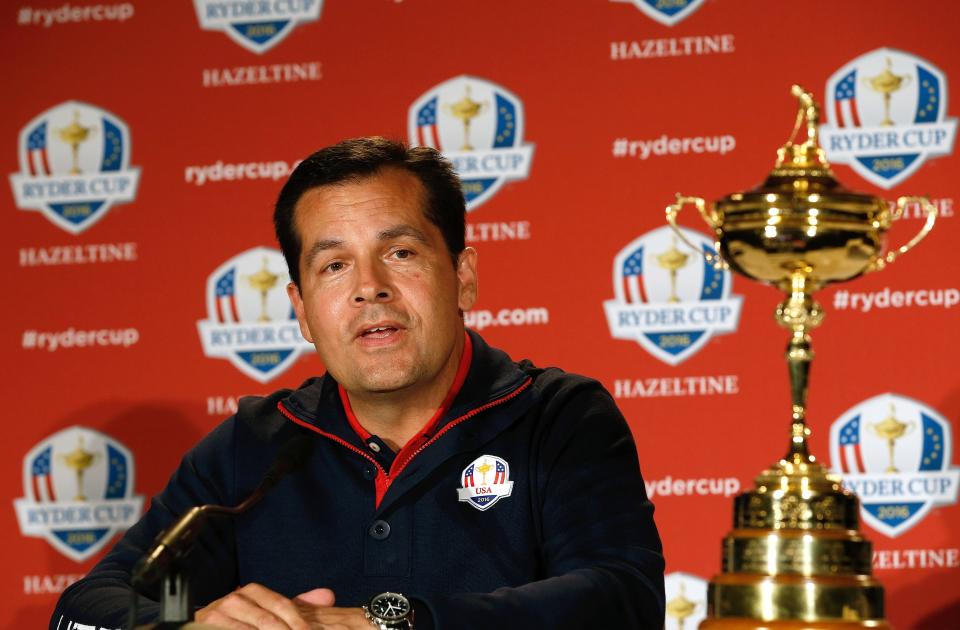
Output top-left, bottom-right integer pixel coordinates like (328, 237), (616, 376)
(664, 86), (937, 630)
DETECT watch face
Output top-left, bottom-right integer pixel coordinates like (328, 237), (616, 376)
(370, 592), (410, 621)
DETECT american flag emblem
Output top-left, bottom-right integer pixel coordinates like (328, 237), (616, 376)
(462, 463), (475, 488)
(414, 97), (440, 149)
(832, 69), (862, 128)
(214, 268), (241, 324)
(837, 415), (866, 474)
(30, 447), (56, 503)
(620, 248), (649, 304)
(26, 122), (51, 176)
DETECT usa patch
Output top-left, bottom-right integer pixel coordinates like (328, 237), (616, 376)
(457, 454), (514, 511)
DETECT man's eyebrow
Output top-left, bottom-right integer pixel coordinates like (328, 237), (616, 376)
(303, 238), (344, 268)
(378, 225), (429, 243)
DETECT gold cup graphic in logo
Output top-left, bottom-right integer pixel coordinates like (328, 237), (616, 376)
(246, 256), (281, 323)
(869, 404), (915, 473)
(666, 86), (938, 629)
(657, 237), (690, 304)
(666, 581), (699, 630)
(476, 459), (492, 485)
(60, 436), (99, 502)
(865, 57), (911, 127)
(57, 110), (94, 175)
(445, 85), (487, 151)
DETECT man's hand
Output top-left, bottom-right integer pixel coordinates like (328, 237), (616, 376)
(195, 583), (368, 629)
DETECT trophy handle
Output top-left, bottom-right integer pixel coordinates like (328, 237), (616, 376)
(665, 194), (728, 270)
(870, 196), (938, 271)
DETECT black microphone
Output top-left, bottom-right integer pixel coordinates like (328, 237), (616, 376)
(132, 432), (316, 588)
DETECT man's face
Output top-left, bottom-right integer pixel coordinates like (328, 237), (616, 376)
(287, 168), (477, 398)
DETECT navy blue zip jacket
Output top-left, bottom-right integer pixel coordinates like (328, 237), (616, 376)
(52, 331), (665, 628)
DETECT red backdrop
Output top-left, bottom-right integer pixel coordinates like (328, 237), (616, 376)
(4, 1), (959, 628)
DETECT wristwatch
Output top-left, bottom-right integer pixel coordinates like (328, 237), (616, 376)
(363, 591), (414, 629)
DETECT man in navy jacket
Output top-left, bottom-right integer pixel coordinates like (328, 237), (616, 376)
(53, 137), (664, 629)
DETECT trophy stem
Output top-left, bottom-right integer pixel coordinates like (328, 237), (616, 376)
(886, 439), (898, 473)
(70, 143), (82, 175)
(775, 270), (823, 465)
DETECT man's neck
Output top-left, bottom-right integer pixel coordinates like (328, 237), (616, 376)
(346, 334), (468, 451)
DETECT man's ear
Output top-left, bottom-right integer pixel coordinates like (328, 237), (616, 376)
(456, 247), (478, 312)
(287, 282), (314, 343)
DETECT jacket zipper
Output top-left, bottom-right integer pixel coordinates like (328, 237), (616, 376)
(390, 377), (532, 479)
(278, 402), (387, 478)
(277, 376), (533, 487)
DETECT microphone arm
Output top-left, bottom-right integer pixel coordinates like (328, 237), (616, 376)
(130, 432), (316, 622)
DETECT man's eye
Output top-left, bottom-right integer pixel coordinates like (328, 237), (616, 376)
(324, 261), (345, 273)
(393, 249), (412, 259)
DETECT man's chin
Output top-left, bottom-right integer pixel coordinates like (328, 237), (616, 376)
(351, 370), (419, 395)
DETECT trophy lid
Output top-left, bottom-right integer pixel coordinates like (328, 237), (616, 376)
(717, 85), (884, 215)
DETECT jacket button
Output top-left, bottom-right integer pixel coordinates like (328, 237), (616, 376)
(369, 520), (391, 540)
(362, 466), (376, 480)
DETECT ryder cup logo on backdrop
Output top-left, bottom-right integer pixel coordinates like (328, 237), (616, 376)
(611, 0), (705, 26)
(820, 48), (957, 189)
(409, 75), (534, 211)
(197, 246), (313, 382)
(603, 225), (742, 365)
(14, 426), (143, 562)
(194, 0), (322, 54)
(830, 393), (959, 538)
(9, 100), (140, 234)
(664, 572), (707, 630)
(458, 455), (514, 511)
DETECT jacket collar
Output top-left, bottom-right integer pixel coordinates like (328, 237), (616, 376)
(280, 329), (531, 453)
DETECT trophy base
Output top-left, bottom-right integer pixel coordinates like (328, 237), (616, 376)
(698, 458), (893, 630)
(700, 619), (894, 630)
(708, 573), (886, 624)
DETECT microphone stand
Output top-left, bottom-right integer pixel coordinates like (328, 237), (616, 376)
(130, 432), (316, 627)
(136, 492), (268, 624)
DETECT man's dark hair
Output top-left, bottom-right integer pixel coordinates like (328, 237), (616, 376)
(274, 137), (466, 288)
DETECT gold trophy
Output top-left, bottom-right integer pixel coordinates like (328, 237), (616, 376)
(57, 110), (93, 175)
(246, 256), (281, 323)
(657, 238), (690, 303)
(665, 85), (937, 629)
(61, 436), (99, 502)
(445, 85), (486, 151)
(869, 404), (914, 473)
(865, 58), (910, 127)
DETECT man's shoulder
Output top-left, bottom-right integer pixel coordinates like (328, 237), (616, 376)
(232, 376), (326, 438)
(518, 359), (608, 402)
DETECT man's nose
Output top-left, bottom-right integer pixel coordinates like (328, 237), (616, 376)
(352, 259), (393, 304)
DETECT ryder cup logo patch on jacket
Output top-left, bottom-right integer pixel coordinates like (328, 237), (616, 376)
(408, 75), (534, 212)
(820, 47), (957, 189)
(194, 0), (323, 54)
(603, 225), (742, 365)
(458, 455), (514, 511)
(9, 100), (140, 234)
(14, 426), (143, 563)
(611, 0), (705, 26)
(829, 393), (960, 538)
(197, 246), (313, 382)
